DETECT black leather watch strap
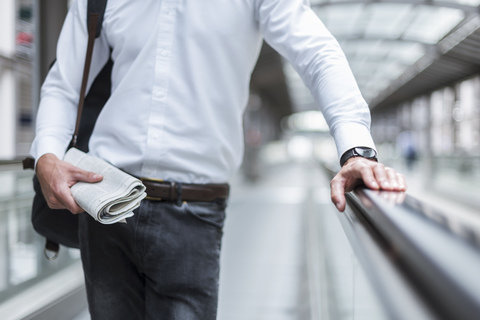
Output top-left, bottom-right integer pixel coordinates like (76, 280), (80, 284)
(340, 147), (378, 167)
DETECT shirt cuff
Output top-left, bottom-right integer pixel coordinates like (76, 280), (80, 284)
(331, 123), (376, 161)
(30, 135), (70, 169)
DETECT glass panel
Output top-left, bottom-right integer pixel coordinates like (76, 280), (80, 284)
(315, 4), (364, 37)
(0, 166), (81, 302)
(349, 61), (382, 76)
(364, 79), (390, 92)
(340, 38), (427, 101)
(309, 182), (388, 320)
(386, 42), (425, 65)
(374, 61), (404, 80)
(294, 1), (466, 104)
(363, 4), (414, 39)
(403, 6), (464, 44)
(352, 41), (424, 65)
(434, 0), (480, 6)
(353, 41), (385, 59)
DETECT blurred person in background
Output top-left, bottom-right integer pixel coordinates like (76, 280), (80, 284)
(31, 0), (406, 319)
(397, 130), (418, 171)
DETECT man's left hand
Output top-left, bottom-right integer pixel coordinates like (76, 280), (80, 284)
(330, 157), (406, 212)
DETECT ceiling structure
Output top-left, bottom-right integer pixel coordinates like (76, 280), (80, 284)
(284, 0), (480, 112)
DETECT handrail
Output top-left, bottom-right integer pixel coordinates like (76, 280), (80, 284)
(322, 164), (480, 320)
(0, 160), (23, 165)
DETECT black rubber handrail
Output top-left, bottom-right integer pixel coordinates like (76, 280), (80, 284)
(347, 189), (480, 320)
(323, 164), (480, 320)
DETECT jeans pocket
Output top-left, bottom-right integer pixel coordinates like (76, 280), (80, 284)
(184, 201), (227, 230)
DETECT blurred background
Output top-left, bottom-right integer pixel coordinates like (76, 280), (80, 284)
(1, 0), (480, 319)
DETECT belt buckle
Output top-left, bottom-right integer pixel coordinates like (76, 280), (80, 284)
(141, 177), (177, 202)
(141, 177), (166, 201)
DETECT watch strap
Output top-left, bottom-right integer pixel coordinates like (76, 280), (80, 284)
(340, 147), (378, 167)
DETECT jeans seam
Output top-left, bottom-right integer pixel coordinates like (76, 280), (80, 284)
(133, 202), (145, 265)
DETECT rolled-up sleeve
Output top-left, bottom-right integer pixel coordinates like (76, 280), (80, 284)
(255, 0), (375, 159)
(30, 0), (110, 164)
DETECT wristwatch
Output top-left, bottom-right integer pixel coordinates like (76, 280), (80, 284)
(340, 147), (378, 167)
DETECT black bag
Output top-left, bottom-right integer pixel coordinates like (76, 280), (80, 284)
(23, 0), (110, 259)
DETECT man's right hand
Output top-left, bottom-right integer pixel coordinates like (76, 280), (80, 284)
(36, 153), (103, 214)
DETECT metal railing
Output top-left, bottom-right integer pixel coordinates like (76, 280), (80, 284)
(322, 164), (480, 320)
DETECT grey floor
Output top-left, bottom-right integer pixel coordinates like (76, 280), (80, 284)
(217, 162), (310, 320)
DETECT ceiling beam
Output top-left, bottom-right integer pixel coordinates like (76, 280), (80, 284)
(312, 0), (480, 13)
(369, 14), (480, 108)
(337, 35), (436, 47)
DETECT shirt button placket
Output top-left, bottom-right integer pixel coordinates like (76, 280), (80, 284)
(141, 0), (177, 178)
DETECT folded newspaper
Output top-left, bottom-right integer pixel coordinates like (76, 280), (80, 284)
(63, 148), (146, 224)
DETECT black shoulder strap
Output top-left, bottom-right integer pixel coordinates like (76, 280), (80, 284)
(87, 0), (108, 38)
(70, 10), (100, 148)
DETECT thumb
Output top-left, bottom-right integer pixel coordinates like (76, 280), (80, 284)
(330, 178), (346, 212)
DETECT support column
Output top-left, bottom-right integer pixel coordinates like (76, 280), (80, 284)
(36, 0), (68, 85)
(32, 0), (68, 120)
(424, 93), (433, 190)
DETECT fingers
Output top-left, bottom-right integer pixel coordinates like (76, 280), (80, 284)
(330, 158), (369, 212)
(372, 164), (389, 189)
(330, 157), (408, 212)
(359, 163), (380, 190)
(48, 186), (84, 214)
(70, 167), (103, 185)
(372, 165), (406, 192)
(36, 153), (102, 213)
(397, 172), (407, 191)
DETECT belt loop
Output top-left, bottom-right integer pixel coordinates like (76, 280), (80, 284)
(176, 183), (183, 206)
(169, 181), (176, 202)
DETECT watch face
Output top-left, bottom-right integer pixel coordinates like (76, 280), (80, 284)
(355, 147), (377, 158)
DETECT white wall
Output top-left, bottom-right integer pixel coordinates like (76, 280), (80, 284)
(0, 0), (16, 160)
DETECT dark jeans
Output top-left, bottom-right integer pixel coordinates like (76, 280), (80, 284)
(78, 199), (227, 320)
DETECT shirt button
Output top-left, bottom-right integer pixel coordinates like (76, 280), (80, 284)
(153, 134), (159, 140)
(160, 50), (169, 57)
(154, 89), (163, 98)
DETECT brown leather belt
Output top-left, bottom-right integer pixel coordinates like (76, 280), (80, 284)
(141, 178), (229, 202)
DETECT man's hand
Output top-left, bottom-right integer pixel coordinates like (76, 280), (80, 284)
(36, 153), (103, 214)
(330, 157), (406, 212)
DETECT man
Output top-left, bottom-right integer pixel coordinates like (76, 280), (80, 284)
(31, 0), (406, 319)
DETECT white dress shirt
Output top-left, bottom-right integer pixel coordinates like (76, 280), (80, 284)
(31, 0), (375, 184)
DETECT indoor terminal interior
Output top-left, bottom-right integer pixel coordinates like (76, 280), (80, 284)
(0, 0), (480, 319)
